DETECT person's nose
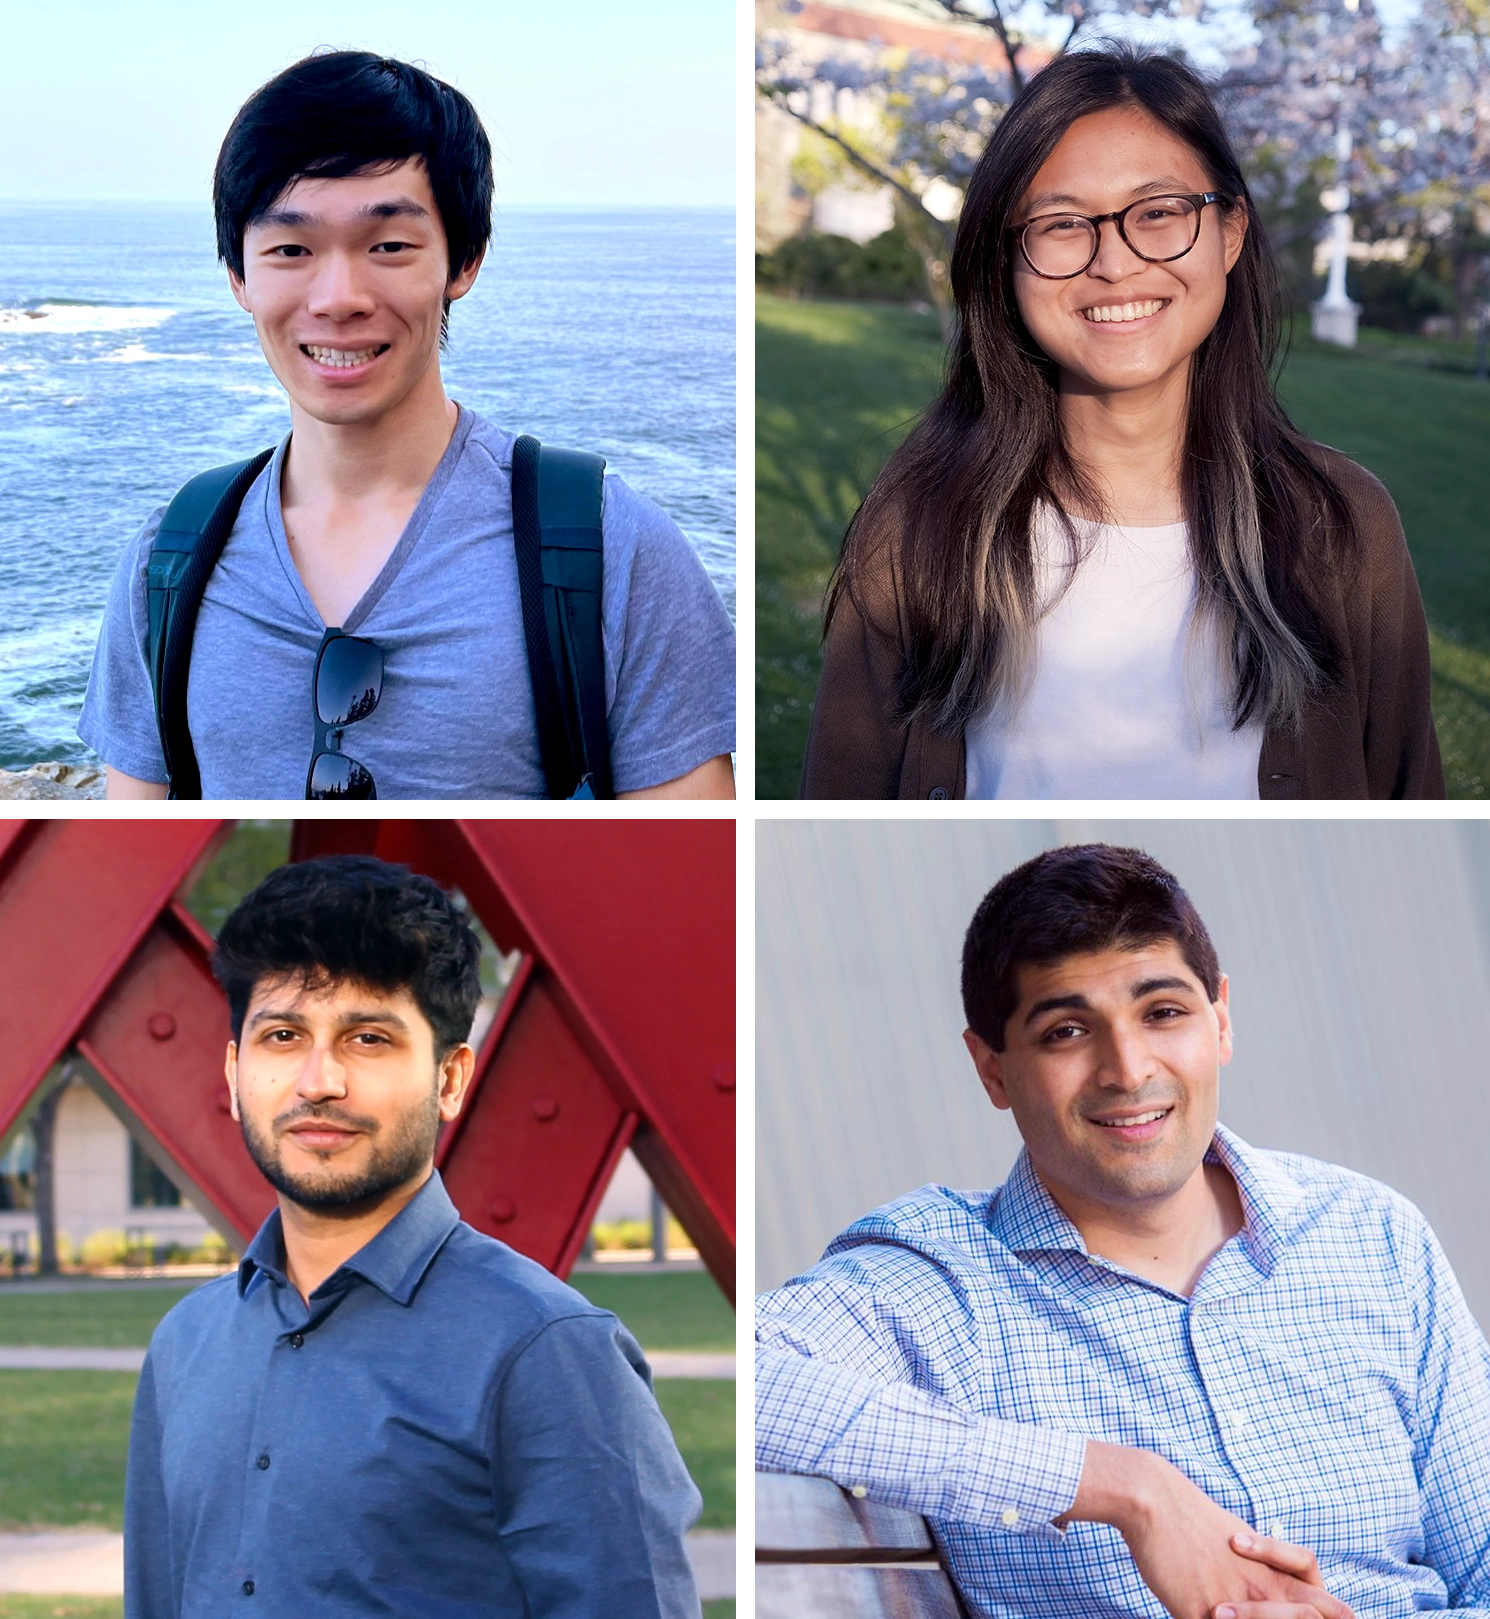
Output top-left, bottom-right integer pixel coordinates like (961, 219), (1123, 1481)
(295, 1041), (348, 1102)
(1093, 1023), (1155, 1090)
(1085, 215), (1147, 283)
(305, 251), (375, 322)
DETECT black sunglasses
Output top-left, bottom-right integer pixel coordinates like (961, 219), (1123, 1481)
(305, 628), (383, 799)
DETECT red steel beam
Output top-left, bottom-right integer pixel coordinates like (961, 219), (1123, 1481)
(437, 973), (637, 1274)
(0, 819), (735, 1303)
(75, 900), (275, 1246)
(412, 821), (736, 1299)
(0, 820), (228, 1143)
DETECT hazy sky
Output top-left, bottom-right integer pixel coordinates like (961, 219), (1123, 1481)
(0, 0), (733, 206)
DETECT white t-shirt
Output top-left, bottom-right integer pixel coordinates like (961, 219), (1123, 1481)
(964, 510), (1262, 799)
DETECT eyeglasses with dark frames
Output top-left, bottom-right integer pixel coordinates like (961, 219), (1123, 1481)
(1011, 192), (1234, 280)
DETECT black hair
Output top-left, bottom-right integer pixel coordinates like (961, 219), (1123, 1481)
(212, 855), (484, 1060)
(831, 45), (1355, 737)
(214, 50), (493, 337)
(961, 844), (1220, 1051)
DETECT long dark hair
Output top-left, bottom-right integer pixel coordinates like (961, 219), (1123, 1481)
(828, 46), (1354, 735)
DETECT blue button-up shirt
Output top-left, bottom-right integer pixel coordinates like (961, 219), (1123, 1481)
(126, 1172), (701, 1619)
(756, 1126), (1490, 1618)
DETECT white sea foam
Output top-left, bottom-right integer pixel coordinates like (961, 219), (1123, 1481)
(0, 302), (175, 335)
(98, 342), (205, 364)
(0, 618), (97, 673)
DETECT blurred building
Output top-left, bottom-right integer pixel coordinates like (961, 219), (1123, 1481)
(756, 0), (1011, 252)
(0, 1073), (662, 1269)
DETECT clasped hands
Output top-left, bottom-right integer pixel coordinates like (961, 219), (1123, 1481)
(1208, 1528), (1354, 1619)
(1066, 1442), (1357, 1619)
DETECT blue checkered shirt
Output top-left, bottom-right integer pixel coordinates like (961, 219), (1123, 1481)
(756, 1125), (1490, 1617)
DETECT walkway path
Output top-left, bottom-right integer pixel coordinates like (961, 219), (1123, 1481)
(0, 1530), (737, 1598)
(0, 1346), (735, 1377)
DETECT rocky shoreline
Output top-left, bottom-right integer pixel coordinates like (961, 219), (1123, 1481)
(0, 763), (106, 800)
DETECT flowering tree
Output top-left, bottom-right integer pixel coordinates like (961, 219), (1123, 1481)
(759, 0), (1488, 327)
(1219, 0), (1490, 323)
(758, 0), (1213, 315)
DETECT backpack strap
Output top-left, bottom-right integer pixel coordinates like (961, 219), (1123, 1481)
(510, 435), (612, 799)
(145, 449), (274, 799)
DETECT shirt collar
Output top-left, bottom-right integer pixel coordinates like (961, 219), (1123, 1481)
(989, 1122), (1301, 1276)
(238, 1169), (461, 1305)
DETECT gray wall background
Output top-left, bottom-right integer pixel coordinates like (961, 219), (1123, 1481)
(757, 820), (1490, 1333)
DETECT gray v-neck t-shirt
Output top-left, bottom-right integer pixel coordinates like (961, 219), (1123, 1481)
(78, 408), (735, 798)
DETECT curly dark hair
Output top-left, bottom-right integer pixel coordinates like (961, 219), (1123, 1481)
(212, 855), (483, 1058)
(962, 844), (1220, 1051)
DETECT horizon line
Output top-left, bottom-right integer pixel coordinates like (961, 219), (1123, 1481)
(0, 196), (734, 211)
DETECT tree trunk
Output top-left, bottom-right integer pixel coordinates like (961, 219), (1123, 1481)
(30, 1077), (66, 1276)
(898, 203), (956, 336)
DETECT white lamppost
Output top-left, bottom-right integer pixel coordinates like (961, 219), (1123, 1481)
(1312, 123), (1362, 347)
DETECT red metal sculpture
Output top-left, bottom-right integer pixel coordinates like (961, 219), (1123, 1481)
(0, 820), (734, 1300)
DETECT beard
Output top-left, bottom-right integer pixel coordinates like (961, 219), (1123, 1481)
(239, 1087), (441, 1216)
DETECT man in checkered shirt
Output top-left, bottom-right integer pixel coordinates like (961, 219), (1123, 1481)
(756, 844), (1490, 1619)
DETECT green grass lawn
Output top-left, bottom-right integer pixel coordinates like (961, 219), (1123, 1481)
(757, 290), (1490, 798)
(0, 1271), (731, 1353)
(0, 1273), (734, 1533)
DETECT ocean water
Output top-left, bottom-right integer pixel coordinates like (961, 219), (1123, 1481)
(0, 203), (735, 770)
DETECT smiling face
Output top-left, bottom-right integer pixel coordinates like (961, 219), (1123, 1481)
(226, 974), (473, 1215)
(1010, 105), (1248, 401)
(965, 941), (1232, 1222)
(228, 157), (481, 429)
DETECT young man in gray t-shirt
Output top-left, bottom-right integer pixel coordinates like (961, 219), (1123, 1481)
(80, 50), (734, 801)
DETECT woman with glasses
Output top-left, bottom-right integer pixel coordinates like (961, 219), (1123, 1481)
(801, 47), (1442, 799)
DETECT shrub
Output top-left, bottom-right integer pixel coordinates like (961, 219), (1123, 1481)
(757, 224), (925, 302)
(80, 1229), (129, 1269)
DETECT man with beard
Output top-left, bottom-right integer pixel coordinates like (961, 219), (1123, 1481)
(124, 855), (700, 1619)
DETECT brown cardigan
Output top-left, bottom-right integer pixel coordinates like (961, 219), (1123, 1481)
(800, 449), (1445, 800)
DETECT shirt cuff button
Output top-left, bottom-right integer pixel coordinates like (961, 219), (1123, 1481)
(1001, 1508), (1019, 1528)
(850, 1485), (868, 1499)
(1268, 1523), (1284, 1538)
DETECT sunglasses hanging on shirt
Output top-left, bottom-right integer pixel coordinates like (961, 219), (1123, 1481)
(306, 628), (382, 799)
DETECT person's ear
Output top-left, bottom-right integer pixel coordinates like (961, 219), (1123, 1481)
(447, 247), (485, 303)
(1214, 973), (1234, 1066)
(964, 1029), (1013, 1111)
(227, 269), (252, 314)
(437, 1043), (477, 1122)
(224, 1042), (240, 1123)
(1222, 200), (1249, 274)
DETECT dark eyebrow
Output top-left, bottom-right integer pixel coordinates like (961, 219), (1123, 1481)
(253, 198), (431, 230)
(1022, 176), (1198, 216)
(1022, 975), (1198, 1026)
(246, 1007), (411, 1032)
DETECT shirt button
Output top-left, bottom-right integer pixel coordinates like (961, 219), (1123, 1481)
(928, 786), (948, 800)
(850, 1485), (868, 1499)
(256, 1454), (270, 1470)
(1001, 1508), (1019, 1528)
(242, 1580), (255, 1596)
(290, 1333), (304, 1349)
(1268, 1522), (1284, 1538)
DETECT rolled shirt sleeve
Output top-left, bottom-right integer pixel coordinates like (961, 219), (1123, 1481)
(757, 1263), (1087, 1540)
